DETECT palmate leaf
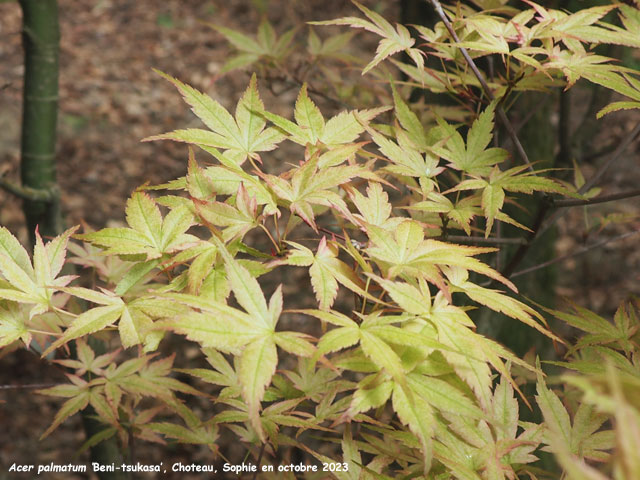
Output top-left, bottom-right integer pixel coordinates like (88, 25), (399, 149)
(536, 368), (588, 460)
(409, 193), (480, 235)
(147, 422), (218, 445)
(539, 4), (640, 49)
(145, 72), (285, 165)
(452, 165), (572, 236)
(371, 276), (431, 317)
(0, 227), (77, 318)
(433, 108), (508, 176)
(365, 124), (443, 180)
(436, 319), (493, 411)
(365, 219), (515, 292)
(164, 241), (312, 441)
(211, 18), (297, 73)
(535, 364), (613, 467)
(439, 388), (541, 479)
(78, 192), (196, 260)
(304, 309), (361, 355)
(263, 156), (377, 230)
(312, 1), (423, 74)
(196, 184), (259, 242)
(238, 334), (278, 441)
(134, 354), (204, 400)
(200, 155), (279, 216)
(348, 375), (394, 418)
(307, 29), (357, 63)
(0, 302), (30, 348)
(37, 378), (91, 439)
(159, 294), (266, 355)
(349, 182), (396, 230)
(392, 383), (433, 472)
(261, 83), (387, 148)
(447, 267), (561, 343)
(538, 301), (636, 355)
(285, 238), (369, 310)
(392, 86), (427, 151)
(44, 289), (180, 355)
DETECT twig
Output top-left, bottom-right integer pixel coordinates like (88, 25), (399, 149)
(318, 226), (346, 241)
(501, 204), (549, 277)
(0, 175), (57, 202)
(583, 143), (618, 162)
(537, 122), (640, 238)
(440, 235), (527, 246)
(580, 123), (640, 194)
(552, 188), (640, 208)
(427, 0), (533, 172)
(501, 122), (640, 278)
(511, 230), (640, 279)
(0, 383), (59, 390)
(252, 443), (266, 480)
(264, 71), (353, 109)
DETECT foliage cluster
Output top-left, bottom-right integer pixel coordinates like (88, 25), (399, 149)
(1, 1), (640, 478)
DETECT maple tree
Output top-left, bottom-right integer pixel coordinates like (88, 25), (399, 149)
(1, 1), (640, 478)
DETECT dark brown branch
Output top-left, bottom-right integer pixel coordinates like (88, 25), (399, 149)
(500, 204), (549, 277)
(581, 123), (640, 194)
(511, 230), (640, 279)
(501, 122), (640, 278)
(583, 143), (618, 162)
(427, 0), (533, 172)
(252, 443), (267, 480)
(537, 122), (640, 238)
(552, 188), (640, 208)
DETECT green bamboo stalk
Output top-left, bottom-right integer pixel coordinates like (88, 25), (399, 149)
(18, 2), (129, 477)
(18, 0), (62, 245)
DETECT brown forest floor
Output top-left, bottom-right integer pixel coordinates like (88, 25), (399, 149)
(1, 1), (639, 479)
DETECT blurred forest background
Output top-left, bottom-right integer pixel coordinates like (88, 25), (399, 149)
(1, 0), (639, 478)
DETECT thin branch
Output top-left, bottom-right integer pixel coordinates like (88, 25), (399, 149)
(552, 188), (640, 208)
(427, 0), (533, 172)
(501, 122), (640, 278)
(0, 175), (56, 201)
(583, 143), (618, 162)
(264, 71), (353, 109)
(580, 122), (640, 194)
(318, 226), (346, 241)
(0, 382), (59, 390)
(440, 235), (527, 246)
(511, 229), (640, 279)
(252, 443), (266, 480)
(537, 122), (640, 238)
